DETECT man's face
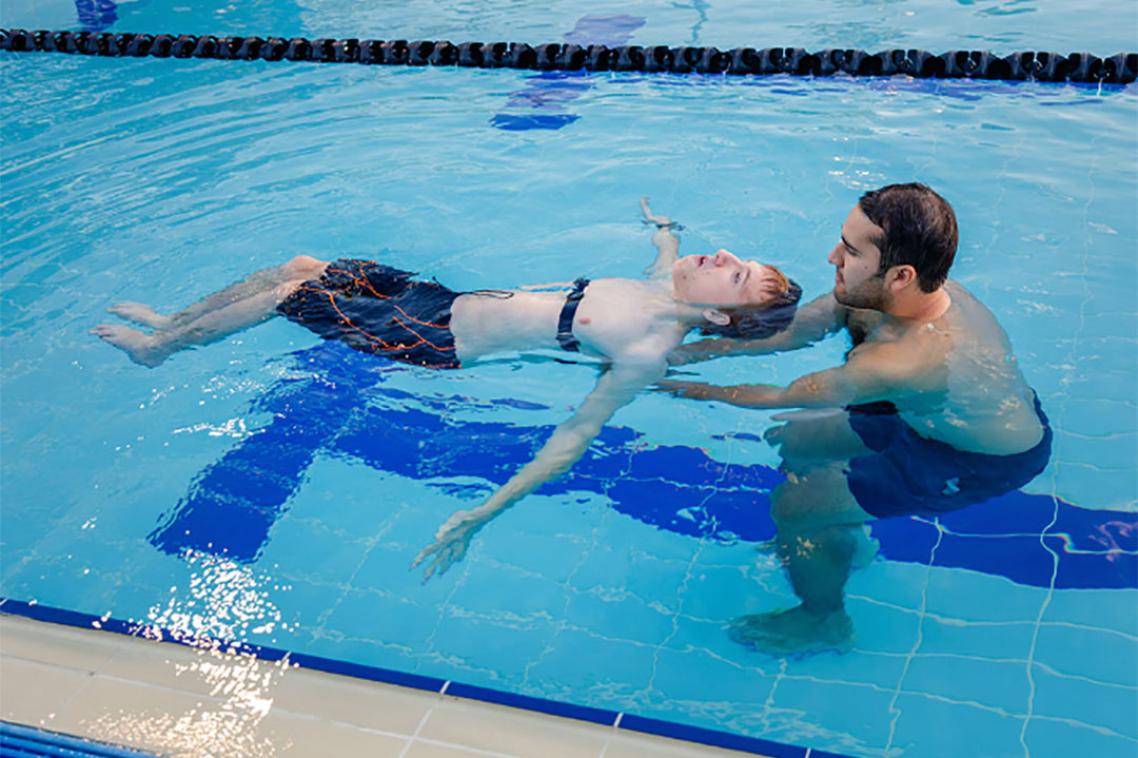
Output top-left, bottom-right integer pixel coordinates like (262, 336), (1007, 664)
(672, 249), (783, 307)
(828, 205), (888, 310)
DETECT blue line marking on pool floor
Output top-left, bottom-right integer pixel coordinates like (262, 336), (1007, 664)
(149, 342), (1137, 590)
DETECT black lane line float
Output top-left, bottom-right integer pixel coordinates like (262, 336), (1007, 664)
(1, 29), (1135, 83)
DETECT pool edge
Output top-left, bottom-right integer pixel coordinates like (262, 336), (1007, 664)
(0, 596), (838, 758)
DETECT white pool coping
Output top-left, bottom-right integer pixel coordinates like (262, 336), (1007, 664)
(0, 614), (766, 757)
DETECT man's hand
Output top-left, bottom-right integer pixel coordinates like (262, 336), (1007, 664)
(411, 508), (492, 582)
(667, 339), (728, 366)
(655, 379), (724, 401)
(656, 379), (783, 407)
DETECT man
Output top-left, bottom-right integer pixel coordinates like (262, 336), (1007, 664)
(662, 183), (1051, 654)
(92, 199), (800, 580)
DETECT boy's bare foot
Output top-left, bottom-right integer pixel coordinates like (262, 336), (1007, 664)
(90, 324), (167, 367)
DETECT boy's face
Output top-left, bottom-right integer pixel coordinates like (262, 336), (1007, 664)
(672, 249), (784, 307)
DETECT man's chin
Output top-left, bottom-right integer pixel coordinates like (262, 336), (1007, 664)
(834, 289), (884, 311)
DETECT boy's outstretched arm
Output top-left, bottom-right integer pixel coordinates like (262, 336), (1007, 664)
(412, 362), (663, 581)
(640, 197), (681, 278)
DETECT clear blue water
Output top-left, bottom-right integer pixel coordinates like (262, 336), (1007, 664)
(2, 2), (1136, 757)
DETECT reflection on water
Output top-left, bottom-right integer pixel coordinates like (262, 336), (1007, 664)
(82, 551), (294, 757)
(144, 551), (290, 643)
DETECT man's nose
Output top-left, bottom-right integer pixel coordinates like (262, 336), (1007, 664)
(827, 244), (842, 266)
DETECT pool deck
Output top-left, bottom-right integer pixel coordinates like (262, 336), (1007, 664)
(0, 614), (767, 757)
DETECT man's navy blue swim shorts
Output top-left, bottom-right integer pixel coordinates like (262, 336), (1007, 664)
(845, 395), (1052, 519)
(277, 259), (461, 369)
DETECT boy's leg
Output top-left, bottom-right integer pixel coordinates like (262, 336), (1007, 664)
(107, 302), (171, 329)
(93, 256), (328, 367)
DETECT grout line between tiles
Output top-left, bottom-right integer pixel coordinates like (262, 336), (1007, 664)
(883, 519), (945, 754)
(396, 703), (435, 758)
(413, 736), (522, 758)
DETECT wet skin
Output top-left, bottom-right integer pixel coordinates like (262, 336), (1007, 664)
(663, 204), (1046, 655)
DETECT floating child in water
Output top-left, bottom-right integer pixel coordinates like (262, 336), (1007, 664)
(93, 198), (800, 579)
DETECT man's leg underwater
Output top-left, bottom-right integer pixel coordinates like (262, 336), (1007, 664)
(92, 255), (328, 367)
(731, 465), (876, 654)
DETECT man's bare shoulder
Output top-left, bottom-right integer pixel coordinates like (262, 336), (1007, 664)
(847, 330), (950, 395)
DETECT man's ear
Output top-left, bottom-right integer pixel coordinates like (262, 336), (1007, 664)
(888, 265), (918, 292)
(701, 308), (731, 326)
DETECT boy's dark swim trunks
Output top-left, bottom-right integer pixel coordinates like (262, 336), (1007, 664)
(277, 259), (461, 368)
(845, 394), (1052, 519)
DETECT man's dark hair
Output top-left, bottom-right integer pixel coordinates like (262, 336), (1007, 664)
(859, 183), (958, 292)
(700, 279), (803, 339)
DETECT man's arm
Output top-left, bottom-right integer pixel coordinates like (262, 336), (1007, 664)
(413, 362), (661, 580)
(640, 197), (681, 278)
(669, 292), (847, 366)
(659, 345), (905, 410)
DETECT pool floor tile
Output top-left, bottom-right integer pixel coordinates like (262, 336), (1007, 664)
(899, 654), (1029, 715)
(1022, 714), (1138, 758)
(764, 676), (896, 755)
(647, 646), (774, 707)
(1028, 665), (1138, 740)
(1042, 587), (1138, 637)
(521, 630), (656, 695)
(563, 588), (675, 648)
(681, 562), (790, 622)
(914, 612), (1035, 661)
(885, 693), (1025, 757)
(921, 566), (1049, 624)
(842, 595), (923, 656)
(321, 588), (443, 652)
(1032, 619), (1138, 687)
(783, 648), (907, 693)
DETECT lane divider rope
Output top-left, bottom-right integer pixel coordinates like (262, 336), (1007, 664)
(1, 29), (1135, 83)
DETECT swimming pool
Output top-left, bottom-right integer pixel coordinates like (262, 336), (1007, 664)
(2, 1), (1136, 756)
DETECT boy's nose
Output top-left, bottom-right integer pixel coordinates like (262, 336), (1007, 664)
(714, 249), (738, 266)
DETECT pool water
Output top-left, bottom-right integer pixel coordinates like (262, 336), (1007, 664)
(2, 1), (1136, 757)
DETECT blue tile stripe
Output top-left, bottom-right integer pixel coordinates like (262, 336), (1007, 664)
(0, 597), (851, 758)
(444, 681), (617, 725)
(618, 713), (808, 757)
(1, 720), (158, 757)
